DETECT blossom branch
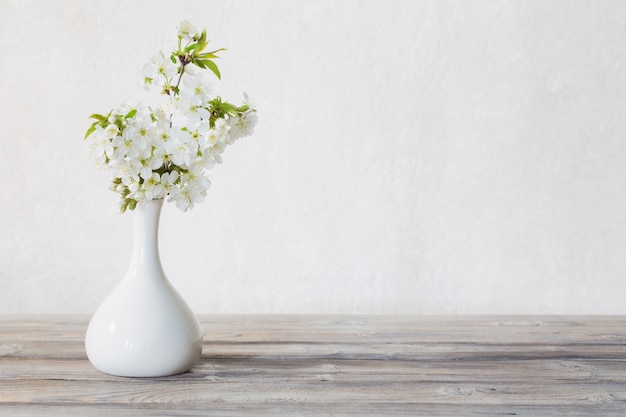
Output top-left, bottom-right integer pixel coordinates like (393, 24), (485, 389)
(84, 20), (258, 213)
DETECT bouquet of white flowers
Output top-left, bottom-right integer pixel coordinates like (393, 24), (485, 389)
(85, 20), (257, 212)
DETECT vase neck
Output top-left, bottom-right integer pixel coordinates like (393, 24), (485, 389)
(129, 199), (165, 277)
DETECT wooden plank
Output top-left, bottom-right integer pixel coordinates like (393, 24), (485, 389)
(5, 356), (626, 383)
(3, 364), (626, 404)
(1, 315), (626, 416)
(1, 403), (623, 417)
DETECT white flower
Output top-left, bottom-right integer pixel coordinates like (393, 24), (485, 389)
(176, 96), (210, 129)
(177, 20), (198, 42)
(242, 92), (254, 106)
(188, 120), (211, 150)
(182, 162), (211, 191)
(181, 72), (215, 106)
(154, 51), (178, 78)
(115, 103), (134, 118)
(111, 159), (141, 186)
(141, 62), (156, 90)
(202, 118), (229, 150)
(104, 124), (119, 139)
(87, 126), (113, 166)
(132, 114), (158, 144)
(143, 173), (165, 199)
(200, 151), (216, 170)
(152, 106), (170, 129)
(166, 129), (197, 168)
(138, 157), (154, 180)
(154, 124), (172, 146)
(111, 126), (146, 160)
(127, 180), (146, 202)
(152, 149), (165, 171)
(160, 170), (180, 189)
(210, 141), (227, 164)
(168, 181), (206, 212)
(228, 109), (258, 141)
(146, 51), (177, 88)
(108, 111), (122, 125)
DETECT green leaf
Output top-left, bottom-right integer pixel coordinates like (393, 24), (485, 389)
(184, 43), (196, 53)
(124, 109), (137, 119)
(199, 48), (226, 59)
(202, 59), (221, 79)
(195, 30), (207, 51)
(90, 113), (108, 122)
(170, 54), (177, 64)
(84, 123), (97, 140)
(221, 102), (237, 115)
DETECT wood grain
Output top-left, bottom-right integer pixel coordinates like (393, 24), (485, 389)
(1, 315), (626, 416)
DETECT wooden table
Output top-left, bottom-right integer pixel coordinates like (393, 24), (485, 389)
(2, 315), (626, 416)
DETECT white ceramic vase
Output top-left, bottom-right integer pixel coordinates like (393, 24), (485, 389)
(85, 198), (203, 377)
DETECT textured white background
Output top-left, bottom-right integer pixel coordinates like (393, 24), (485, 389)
(1, 0), (626, 315)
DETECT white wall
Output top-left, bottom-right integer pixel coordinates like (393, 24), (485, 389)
(1, 0), (626, 315)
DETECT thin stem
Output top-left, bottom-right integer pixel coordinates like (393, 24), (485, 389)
(169, 58), (188, 128)
(174, 62), (187, 93)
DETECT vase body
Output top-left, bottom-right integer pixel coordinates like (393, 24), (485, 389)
(85, 199), (203, 377)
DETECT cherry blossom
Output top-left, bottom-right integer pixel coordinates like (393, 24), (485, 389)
(85, 21), (257, 212)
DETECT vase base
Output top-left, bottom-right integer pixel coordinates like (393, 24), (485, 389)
(85, 327), (203, 378)
(84, 199), (204, 378)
